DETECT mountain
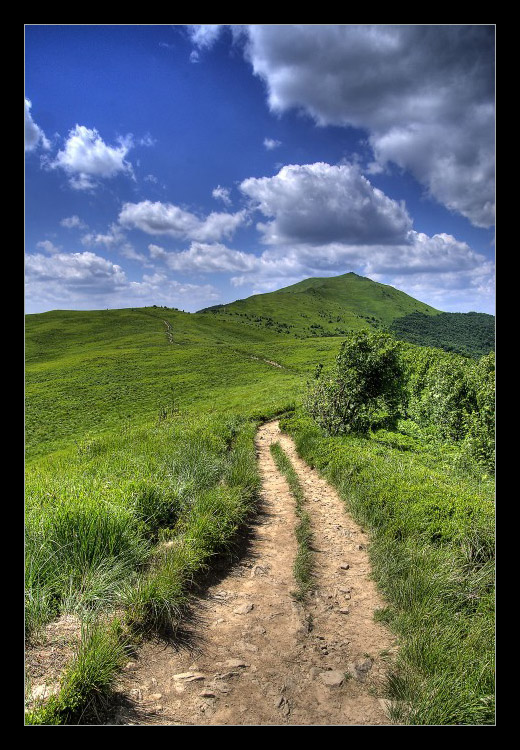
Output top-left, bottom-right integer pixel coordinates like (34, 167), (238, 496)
(198, 272), (440, 338)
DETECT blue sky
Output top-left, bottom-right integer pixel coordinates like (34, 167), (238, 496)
(25, 25), (495, 314)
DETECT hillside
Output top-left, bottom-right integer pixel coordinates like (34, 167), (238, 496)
(198, 273), (440, 338)
(25, 305), (341, 459)
(25, 285), (495, 726)
(390, 311), (495, 358)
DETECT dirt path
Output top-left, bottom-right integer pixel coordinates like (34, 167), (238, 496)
(113, 421), (397, 725)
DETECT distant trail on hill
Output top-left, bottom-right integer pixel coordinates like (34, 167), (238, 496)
(112, 421), (396, 726)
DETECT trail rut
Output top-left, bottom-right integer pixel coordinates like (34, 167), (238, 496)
(113, 421), (397, 725)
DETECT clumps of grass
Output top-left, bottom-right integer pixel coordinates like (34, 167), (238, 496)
(26, 619), (129, 725)
(281, 413), (495, 725)
(26, 416), (261, 723)
(270, 442), (314, 601)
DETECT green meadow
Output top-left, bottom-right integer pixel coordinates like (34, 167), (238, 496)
(25, 274), (495, 725)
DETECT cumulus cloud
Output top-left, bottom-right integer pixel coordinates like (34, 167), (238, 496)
(81, 223), (127, 249)
(187, 24), (224, 49)
(36, 240), (60, 255)
(25, 251), (127, 292)
(240, 162), (413, 246)
(263, 137), (281, 150)
(148, 241), (260, 274)
(25, 98), (50, 152)
(245, 25), (495, 227)
(212, 185), (232, 206)
(189, 25), (495, 228)
(25, 249), (218, 312)
(50, 125), (134, 190)
(119, 200), (247, 242)
(60, 215), (87, 230)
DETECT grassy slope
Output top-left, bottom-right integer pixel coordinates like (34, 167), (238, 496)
(198, 272), (440, 338)
(25, 277), (494, 724)
(25, 306), (342, 459)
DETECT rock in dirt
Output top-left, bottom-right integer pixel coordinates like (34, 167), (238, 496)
(233, 602), (254, 614)
(224, 658), (249, 669)
(319, 670), (345, 687)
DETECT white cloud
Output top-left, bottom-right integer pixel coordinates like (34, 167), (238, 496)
(187, 24), (224, 49)
(81, 223), (127, 249)
(263, 137), (281, 150)
(50, 125), (134, 190)
(138, 133), (156, 147)
(212, 185), (232, 206)
(60, 215), (87, 230)
(240, 162), (413, 246)
(148, 242), (260, 274)
(25, 251), (127, 292)
(119, 200), (247, 242)
(196, 25), (494, 228)
(25, 250), (218, 312)
(25, 98), (50, 152)
(36, 240), (60, 254)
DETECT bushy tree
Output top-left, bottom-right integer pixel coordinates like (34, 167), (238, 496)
(306, 331), (405, 434)
(462, 351), (495, 472)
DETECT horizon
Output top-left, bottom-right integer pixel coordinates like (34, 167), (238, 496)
(25, 25), (495, 315)
(24, 270), (495, 317)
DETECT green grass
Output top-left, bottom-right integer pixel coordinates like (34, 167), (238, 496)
(270, 442), (314, 601)
(25, 306), (342, 459)
(198, 272), (440, 338)
(25, 282), (494, 725)
(280, 413), (495, 725)
(26, 619), (128, 725)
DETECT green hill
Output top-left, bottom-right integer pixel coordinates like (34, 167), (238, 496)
(198, 272), (440, 337)
(25, 275), (495, 726)
(390, 311), (495, 358)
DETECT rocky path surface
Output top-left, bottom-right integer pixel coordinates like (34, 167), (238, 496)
(113, 421), (397, 725)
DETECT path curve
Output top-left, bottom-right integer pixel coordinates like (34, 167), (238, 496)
(113, 421), (396, 725)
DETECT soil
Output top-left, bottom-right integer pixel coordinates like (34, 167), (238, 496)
(110, 420), (398, 726)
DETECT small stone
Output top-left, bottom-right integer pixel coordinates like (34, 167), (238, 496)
(224, 658), (249, 669)
(199, 690), (216, 698)
(355, 658), (373, 674)
(149, 693), (162, 701)
(339, 563), (350, 570)
(339, 607), (350, 614)
(234, 602), (254, 615)
(319, 670), (345, 687)
(124, 661), (139, 671)
(172, 672), (205, 681)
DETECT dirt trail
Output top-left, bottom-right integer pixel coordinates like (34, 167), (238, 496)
(113, 421), (397, 725)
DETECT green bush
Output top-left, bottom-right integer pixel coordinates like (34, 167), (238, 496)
(305, 331), (405, 434)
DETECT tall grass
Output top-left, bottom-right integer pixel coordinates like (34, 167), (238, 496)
(26, 619), (128, 725)
(280, 414), (495, 725)
(25, 413), (262, 723)
(270, 442), (314, 601)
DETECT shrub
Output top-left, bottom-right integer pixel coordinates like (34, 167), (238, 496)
(305, 331), (405, 435)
